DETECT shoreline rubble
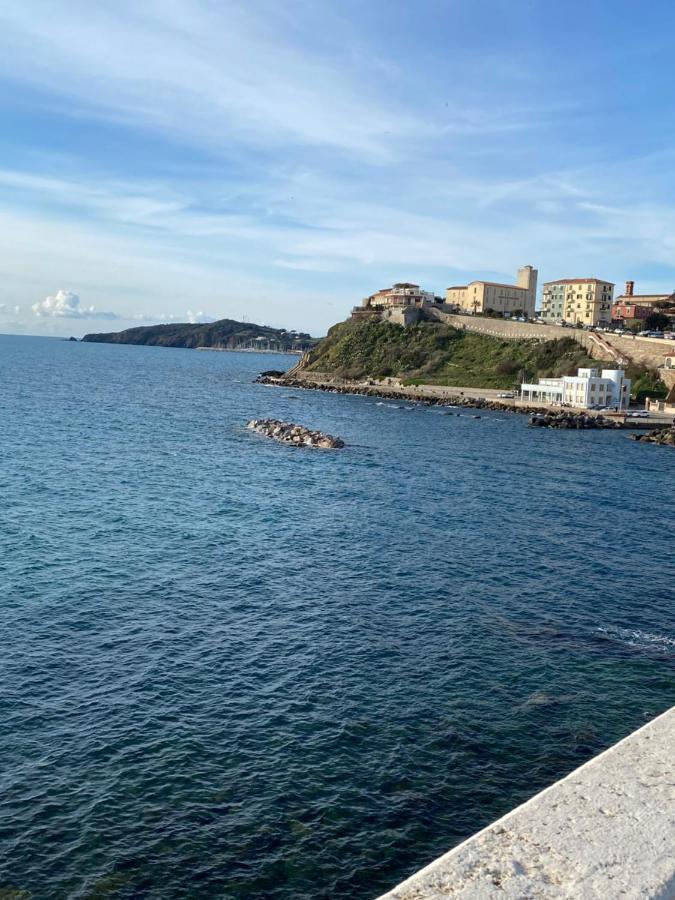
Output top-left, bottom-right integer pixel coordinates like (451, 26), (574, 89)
(630, 426), (675, 446)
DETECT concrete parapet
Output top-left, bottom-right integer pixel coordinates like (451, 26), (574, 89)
(379, 707), (675, 900)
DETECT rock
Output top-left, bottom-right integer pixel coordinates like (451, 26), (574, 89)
(528, 412), (619, 430)
(246, 419), (345, 449)
(631, 427), (675, 447)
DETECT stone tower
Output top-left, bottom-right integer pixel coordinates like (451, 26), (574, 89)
(516, 265), (538, 314)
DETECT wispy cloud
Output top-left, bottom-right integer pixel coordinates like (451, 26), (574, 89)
(0, 2), (425, 162)
(1, 1), (675, 336)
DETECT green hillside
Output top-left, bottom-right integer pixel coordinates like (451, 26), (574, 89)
(82, 318), (317, 350)
(302, 319), (602, 388)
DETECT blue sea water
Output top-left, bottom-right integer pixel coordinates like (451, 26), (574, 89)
(0, 334), (673, 900)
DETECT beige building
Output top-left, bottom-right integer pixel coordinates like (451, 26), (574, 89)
(614, 280), (675, 309)
(445, 266), (537, 317)
(539, 278), (614, 326)
(362, 282), (437, 310)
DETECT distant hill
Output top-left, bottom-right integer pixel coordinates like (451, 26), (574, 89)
(82, 318), (318, 351)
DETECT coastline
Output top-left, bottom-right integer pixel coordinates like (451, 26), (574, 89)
(257, 372), (673, 427)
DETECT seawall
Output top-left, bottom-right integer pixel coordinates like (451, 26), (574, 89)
(378, 707), (675, 899)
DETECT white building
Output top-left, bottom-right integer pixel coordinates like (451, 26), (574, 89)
(520, 368), (631, 410)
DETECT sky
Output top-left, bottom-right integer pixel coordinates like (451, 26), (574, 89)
(2, 0), (675, 337)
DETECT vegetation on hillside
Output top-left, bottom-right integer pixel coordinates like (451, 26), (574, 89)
(82, 319), (316, 349)
(303, 320), (606, 388)
(629, 368), (668, 401)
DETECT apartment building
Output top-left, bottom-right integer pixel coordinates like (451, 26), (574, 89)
(445, 266), (537, 317)
(539, 278), (614, 326)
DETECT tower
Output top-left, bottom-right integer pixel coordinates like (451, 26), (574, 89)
(516, 265), (538, 314)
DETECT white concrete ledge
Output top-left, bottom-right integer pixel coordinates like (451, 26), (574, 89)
(379, 707), (675, 899)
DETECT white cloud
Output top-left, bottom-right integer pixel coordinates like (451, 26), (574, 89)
(186, 309), (215, 324)
(31, 289), (119, 319)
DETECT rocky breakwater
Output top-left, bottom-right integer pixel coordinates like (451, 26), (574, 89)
(630, 426), (675, 447)
(246, 419), (345, 449)
(529, 412), (621, 429)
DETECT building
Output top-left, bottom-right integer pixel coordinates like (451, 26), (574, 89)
(445, 266), (537, 317)
(539, 278), (614, 326)
(363, 283), (438, 310)
(613, 280), (675, 309)
(351, 282), (441, 324)
(520, 368), (631, 410)
(611, 301), (651, 327)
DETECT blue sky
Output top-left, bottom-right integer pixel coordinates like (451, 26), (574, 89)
(2, 0), (675, 336)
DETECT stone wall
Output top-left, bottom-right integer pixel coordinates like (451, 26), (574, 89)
(426, 309), (671, 369)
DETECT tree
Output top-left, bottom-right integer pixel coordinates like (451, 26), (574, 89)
(644, 312), (670, 331)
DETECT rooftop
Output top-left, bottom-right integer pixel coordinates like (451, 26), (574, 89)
(543, 278), (613, 285)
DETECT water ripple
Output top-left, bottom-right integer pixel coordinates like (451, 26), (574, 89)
(0, 335), (673, 899)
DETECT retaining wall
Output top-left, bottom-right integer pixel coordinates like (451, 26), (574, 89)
(426, 310), (671, 368)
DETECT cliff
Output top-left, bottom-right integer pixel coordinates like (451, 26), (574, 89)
(82, 318), (317, 351)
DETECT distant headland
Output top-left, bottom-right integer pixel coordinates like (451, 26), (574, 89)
(82, 318), (319, 353)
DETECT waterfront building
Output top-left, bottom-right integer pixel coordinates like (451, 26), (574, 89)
(539, 278), (614, 326)
(520, 368), (631, 409)
(445, 266), (537, 317)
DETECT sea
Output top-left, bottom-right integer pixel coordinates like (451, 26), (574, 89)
(1, 334), (674, 899)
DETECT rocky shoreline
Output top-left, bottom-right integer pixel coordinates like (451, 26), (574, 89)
(630, 427), (675, 447)
(529, 412), (621, 429)
(256, 374), (547, 415)
(246, 419), (345, 449)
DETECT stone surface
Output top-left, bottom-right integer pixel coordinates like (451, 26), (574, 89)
(379, 707), (675, 900)
(631, 427), (675, 447)
(246, 419), (345, 449)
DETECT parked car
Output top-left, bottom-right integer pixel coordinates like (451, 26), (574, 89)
(626, 410), (650, 418)
(497, 391), (515, 399)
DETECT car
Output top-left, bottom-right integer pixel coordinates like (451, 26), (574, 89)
(627, 410), (650, 418)
(664, 332), (675, 340)
(497, 392), (515, 399)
